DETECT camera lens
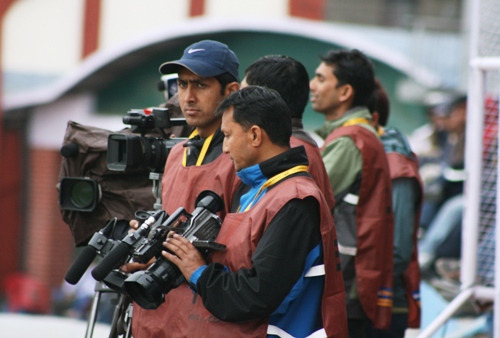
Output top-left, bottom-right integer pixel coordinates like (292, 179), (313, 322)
(60, 178), (100, 212)
(70, 181), (96, 209)
(124, 257), (184, 309)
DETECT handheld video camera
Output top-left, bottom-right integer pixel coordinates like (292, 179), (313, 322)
(83, 190), (225, 308)
(123, 190), (226, 310)
(107, 107), (187, 173)
(64, 210), (168, 294)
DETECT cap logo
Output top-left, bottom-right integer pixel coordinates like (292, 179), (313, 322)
(188, 48), (205, 54)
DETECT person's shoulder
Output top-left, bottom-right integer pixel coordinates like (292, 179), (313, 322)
(381, 127), (414, 157)
(323, 134), (357, 149)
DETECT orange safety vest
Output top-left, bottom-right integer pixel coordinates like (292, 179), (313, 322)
(386, 151), (423, 328)
(323, 125), (394, 330)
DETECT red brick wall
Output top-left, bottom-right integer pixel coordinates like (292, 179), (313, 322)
(190, 0), (205, 16)
(0, 129), (22, 290)
(82, 0), (101, 59)
(289, 0), (325, 20)
(25, 148), (75, 290)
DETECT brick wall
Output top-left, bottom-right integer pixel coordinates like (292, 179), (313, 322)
(25, 148), (75, 290)
(0, 129), (22, 290)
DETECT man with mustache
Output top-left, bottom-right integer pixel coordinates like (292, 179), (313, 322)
(128, 39), (240, 338)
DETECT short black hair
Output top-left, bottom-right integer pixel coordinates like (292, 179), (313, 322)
(215, 72), (237, 95)
(215, 86), (291, 147)
(367, 79), (390, 126)
(244, 55), (309, 119)
(321, 49), (375, 107)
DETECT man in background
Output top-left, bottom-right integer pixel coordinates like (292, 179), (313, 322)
(366, 79), (423, 337)
(241, 54), (335, 210)
(310, 48), (394, 336)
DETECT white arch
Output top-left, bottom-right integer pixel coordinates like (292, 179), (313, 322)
(3, 17), (441, 111)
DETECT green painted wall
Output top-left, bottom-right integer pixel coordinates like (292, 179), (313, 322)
(97, 31), (428, 135)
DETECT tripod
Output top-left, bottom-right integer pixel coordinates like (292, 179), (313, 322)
(85, 281), (133, 338)
(85, 172), (163, 338)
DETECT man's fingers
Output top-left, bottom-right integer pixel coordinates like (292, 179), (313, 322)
(165, 234), (192, 255)
(129, 219), (139, 229)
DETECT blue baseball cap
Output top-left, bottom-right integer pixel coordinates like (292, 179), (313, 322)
(159, 40), (239, 81)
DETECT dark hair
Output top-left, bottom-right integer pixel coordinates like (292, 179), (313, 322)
(244, 55), (309, 119)
(215, 86), (291, 147)
(367, 79), (390, 126)
(450, 94), (467, 109)
(215, 72), (237, 95)
(321, 49), (375, 107)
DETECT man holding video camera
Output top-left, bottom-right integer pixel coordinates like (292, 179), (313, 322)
(130, 39), (240, 337)
(161, 86), (347, 337)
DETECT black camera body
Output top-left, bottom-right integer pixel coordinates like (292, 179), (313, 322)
(133, 192), (225, 264)
(123, 190), (226, 310)
(107, 108), (187, 173)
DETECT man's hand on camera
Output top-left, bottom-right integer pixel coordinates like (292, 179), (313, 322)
(162, 231), (206, 280)
(120, 259), (155, 273)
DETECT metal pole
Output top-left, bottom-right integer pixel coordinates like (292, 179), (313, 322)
(493, 68), (500, 338)
(461, 64), (485, 290)
(85, 285), (103, 338)
(461, 0), (484, 290)
(417, 288), (475, 338)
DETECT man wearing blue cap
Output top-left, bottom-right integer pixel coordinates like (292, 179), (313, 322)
(129, 39), (240, 338)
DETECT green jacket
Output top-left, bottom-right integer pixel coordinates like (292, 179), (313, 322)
(315, 107), (378, 194)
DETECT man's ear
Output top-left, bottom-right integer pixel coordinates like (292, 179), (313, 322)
(249, 125), (263, 146)
(371, 112), (380, 128)
(339, 84), (354, 103)
(225, 82), (240, 96)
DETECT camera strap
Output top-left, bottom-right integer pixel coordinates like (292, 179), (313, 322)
(238, 165), (309, 212)
(182, 129), (214, 166)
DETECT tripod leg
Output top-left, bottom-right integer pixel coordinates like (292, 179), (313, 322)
(85, 290), (102, 338)
(124, 301), (134, 338)
(108, 294), (134, 338)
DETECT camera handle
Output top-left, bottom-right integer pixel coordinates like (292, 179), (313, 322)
(149, 172), (163, 211)
(85, 281), (133, 338)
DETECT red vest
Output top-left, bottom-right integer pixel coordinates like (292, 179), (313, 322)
(132, 141), (239, 338)
(386, 151), (423, 328)
(323, 125), (394, 330)
(291, 136), (336, 211)
(181, 175), (347, 337)
(133, 173), (347, 338)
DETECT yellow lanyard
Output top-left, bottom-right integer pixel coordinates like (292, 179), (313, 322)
(238, 165), (309, 212)
(342, 117), (370, 127)
(376, 126), (385, 136)
(182, 129), (214, 167)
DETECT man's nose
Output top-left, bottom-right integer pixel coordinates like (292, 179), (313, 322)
(184, 85), (196, 102)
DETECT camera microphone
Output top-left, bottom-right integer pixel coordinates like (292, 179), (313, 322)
(91, 242), (129, 281)
(64, 246), (98, 285)
(60, 143), (79, 158)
